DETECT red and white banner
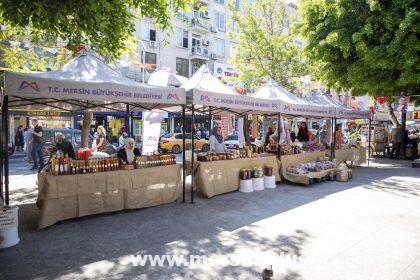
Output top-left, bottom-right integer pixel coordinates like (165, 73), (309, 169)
(142, 112), (165, 155)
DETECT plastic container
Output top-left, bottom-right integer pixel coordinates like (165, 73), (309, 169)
(239, 179), (253, 193)
(0, 206), (20, 249)
(252, 177), (264, 191)
(264, 175), (276, 189)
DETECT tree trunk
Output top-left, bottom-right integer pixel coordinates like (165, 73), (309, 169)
(386, 102), (399, 127)
(81, 111), (93, 148)
(243, 115), (251, 144)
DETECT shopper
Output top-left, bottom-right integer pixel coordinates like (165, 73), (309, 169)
(91, 125), (109, 152)
(15, 125), (24, 152)
(297, 122), (310, 142)
(23, 127), (31, 162)
(334, 123), (344, 148)
(391, 124), (404, 159)
(209, 125), (226, 153)
(318, 124), (327, 147)
(29, 119), (43, 170)
(117, 138), (141, 164)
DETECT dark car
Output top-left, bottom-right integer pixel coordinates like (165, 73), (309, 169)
(41, 128), (94, 156)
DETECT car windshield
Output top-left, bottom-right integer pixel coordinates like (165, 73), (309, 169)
(162, 133), (173, 139)
(227, 135), (238, 141)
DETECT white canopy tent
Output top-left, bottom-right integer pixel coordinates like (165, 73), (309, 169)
(182, 65), (279, 115)
(253, 79), (334, 118)
(3, 50), (186, 112)
(147, 67), (188, 88)
(306, 89), (370, 119)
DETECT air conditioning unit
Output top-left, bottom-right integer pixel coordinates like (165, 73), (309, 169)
(202, 39), (210, 46)
(203, 11), (210, 18)
(210, 53), (217, 60)
(210, 26), (218, 33)
(149, 41), (157, 47)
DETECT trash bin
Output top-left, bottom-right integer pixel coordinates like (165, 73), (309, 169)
(0, 206), (20, 249)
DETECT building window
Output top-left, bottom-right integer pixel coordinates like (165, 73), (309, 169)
(214, 38), (225, 57)
(145, 52), (157, 64)
(142, 21), (151, 40)
(215, 12), (226, 30)
(176, 29), (189, 48)
(216, 0), (225, 5)
(176, 57), (189, 77)
(232, 20), (240, 33)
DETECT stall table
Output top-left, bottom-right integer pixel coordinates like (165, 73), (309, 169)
(280, 151), (331, 185)
(334, 147), (367, 166)
(36, 164), (182, 229)
(194, 155), (281, 198)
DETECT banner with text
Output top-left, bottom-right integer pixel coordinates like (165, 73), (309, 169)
(142, 112), (165, 155)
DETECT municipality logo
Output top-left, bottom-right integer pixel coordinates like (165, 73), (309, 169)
(200, 95), (211, 102)
(167, 93), (179, 100)
(271, 103), (278, 110)
(284, 105), (291, 111)
(18, 81), (40, 92)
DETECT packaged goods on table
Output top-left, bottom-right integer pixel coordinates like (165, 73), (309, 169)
(285, 160), (335, 175)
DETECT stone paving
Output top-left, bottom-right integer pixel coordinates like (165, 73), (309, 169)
(1, 157), (420, 279)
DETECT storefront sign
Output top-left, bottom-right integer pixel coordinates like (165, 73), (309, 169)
(213, 62), (238, 79)
(9, 110), (72, 117)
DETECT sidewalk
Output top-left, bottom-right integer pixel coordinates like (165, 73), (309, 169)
(1, 158), (419, 279)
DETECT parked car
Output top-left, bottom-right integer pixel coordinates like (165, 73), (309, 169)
(225, 134), (257, 150)
(159, 133), (209, 154)
(41, 128), (94, 156)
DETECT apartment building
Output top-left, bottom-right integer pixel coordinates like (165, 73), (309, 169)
(134, 0), (300, 81)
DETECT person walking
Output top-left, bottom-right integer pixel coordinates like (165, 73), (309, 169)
(29, 119), (43, 170)
(23, 127), (31, 162)
(15, 125), (24, 152)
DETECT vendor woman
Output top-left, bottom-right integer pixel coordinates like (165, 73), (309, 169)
(334, 123), (345, 148)
(209, 125), (226, 153)
(117, 138), (141, 164)
(297, 122), (310, 142)
(91, 125), (108, 152)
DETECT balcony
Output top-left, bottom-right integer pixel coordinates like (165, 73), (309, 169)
(190, 46), (209, 60)
(190, 18), (210, 33)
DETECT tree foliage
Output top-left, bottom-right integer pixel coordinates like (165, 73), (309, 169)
(299, 0), (420, 103)
(0, 0), (192, 60)
(229, 0), (307, 92)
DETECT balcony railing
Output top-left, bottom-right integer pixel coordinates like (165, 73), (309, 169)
(190, 46), (209, 59)
(190, 18), (210, 32)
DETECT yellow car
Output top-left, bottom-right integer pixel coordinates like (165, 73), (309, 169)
(160, 133), (209, 153)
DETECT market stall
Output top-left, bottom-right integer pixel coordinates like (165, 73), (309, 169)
(182, 66), (282, 199)
(1, 50), (187, 228)
(252, 80), (336, 184)
(306, 90), (371, 166)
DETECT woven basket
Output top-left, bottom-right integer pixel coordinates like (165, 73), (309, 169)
(336, 171), (349, 182)
(119, 164), (134, 171)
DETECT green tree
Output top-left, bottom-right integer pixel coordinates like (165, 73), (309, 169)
(299, 0), (420, 126)
(228, 0), (307, 92)
(0, 0), (192, 60)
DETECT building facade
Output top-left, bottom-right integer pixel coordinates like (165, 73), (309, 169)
(134, 0), (240, 78)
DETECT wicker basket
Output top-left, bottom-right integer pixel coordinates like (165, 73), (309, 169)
(119, 164), (134, 171)
(336, 170), (349, 182)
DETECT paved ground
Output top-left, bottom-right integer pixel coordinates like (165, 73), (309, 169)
(1, 157), (420, 280)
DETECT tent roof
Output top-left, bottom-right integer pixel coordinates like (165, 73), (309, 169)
(147, 67), (188, 87)
(306, 90), (370, 119)
(3, 51), (185, 113)
(182, 65), (279, 115)
(253, 80), (334, 118)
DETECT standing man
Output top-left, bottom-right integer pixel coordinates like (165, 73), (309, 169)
(390, 124), (404, 159)
(30, 119), (43, 170)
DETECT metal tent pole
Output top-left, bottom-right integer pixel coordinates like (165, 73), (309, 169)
(191, 104), (195, 204)
(3, 95), (9, 205)
(331, 118), (336, 160)
(368, 118), (371, 166)
(208, 106), (212, 138)
(125, 104), (130, 136)
(130, 112), (134, 138)
(0, 97), (4, 203)
(277, 113), (281, 159)
(182, 105), (186, 203)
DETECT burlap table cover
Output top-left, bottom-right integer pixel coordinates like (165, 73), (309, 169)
(194, 156), (281, 198)
(280, 151), (330, 185)
(334, 147), (367, 166)
(36, 164), (181, 229)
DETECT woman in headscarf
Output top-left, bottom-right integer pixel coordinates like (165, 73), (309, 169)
(91, 125), (108, 152)
(264, 126), (274, 147)
(297, 122), (310, 142)
(209, 125), (226, 153)
(117, 138), (141, 164)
